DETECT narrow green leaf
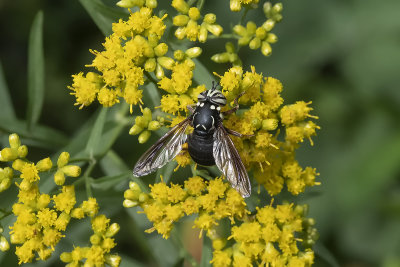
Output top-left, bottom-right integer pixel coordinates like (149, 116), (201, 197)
(79, 0), (128, 36)
(27, 11), (45, 130)
(91, 171), (131, 190)
(99, 150), (130, 175)
(0, 60), (16, 119)
(85, 107), (107, 155)
(314, 242), (340, 267)
(192, 58), (214, 86)
(200, 236), (212, 267)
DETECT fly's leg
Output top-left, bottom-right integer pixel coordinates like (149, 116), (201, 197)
(224, 126), (254, 138)
(222, 91), (246, 116)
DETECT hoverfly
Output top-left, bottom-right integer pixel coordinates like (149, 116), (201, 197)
(133, 82), (251, 197)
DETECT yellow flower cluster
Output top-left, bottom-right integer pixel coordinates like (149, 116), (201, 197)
(216, 66), (320, 196)
(172, 0), (223, 42)
(60, 215), (120, 267)
(229, 0), (259, 12)
(0, 134), (119, 265)
(124, 178), (317, 266)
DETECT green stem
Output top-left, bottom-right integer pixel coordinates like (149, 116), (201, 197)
(83, 159), (96, 198)
(196, 0), (205, 11)
(240, 6), (250, 25)
(170, 228), (199, 267)
(0, 211), (12, 220)
(207, 34), (239, 40)
(190, 164), (214, 181)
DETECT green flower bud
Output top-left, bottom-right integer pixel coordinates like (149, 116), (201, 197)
(54, 170), (66, 186)
(17, 145), (28, 158)
(185, 47), (202, 58)
(199, 26), (208, 43)
(246, 21), (257, 34)
(233, 25), (246, 36)
(255, 27), (267, 39)
(174, 50), (185, 61)
(0, 178), (12, 192)
(238, 36), (251, 46)
(123, 199), (139, 208)
(206, 24), (223, 36)
(144, 58), (156, 72)
(135, 116), (148, 128)
(12, 159), (25, 172)
(62, 165), (81, 177)
(225, 42), (235, 53)
(261, 41), (272, 56)
(148, 121), (161, 131)
(0, 148), (16, 162)
(204, 13), (216, 24)
(105, 254), (122, 267)
(142, 108), (152, 122)
(37, 157), (53, 172)
(262, 19), (275, 31)
(138, 193), (149, 202)
(249, 37), (261, 49)
(60, 252), (72, 263)
(172, 0), (189, 14)
(0, 167), (13, 180)
(157, 57), (175, 70)
(138, 130), (151, 144)
(90, 234), (102, 245)
(263, 2), (271, 15)
(129, 124), (143, 135)
(57, 152), (70, 167)
(266, 33), (278, 43)
(155, 63), (165, 79)
(230, 0), (241, 12)
(188, 7), (201, 20)
(228, 53), (239, 62)
(251, 118), (262, 130)
(0, 236), (10, 252)
(272, 3), (283, 13)
(262, 119), (278, 130)
(211, 53), (230, 63)
(124, 188), (140, 200)
(147, 33), (159, 47)
(9, 133), (21, 149)
(154, 43), (168, 57)
(145, 0), (157, 8)
(173, 15), (189, 26)
(129, 181), (141, 191)
(105, 223), (120, 237)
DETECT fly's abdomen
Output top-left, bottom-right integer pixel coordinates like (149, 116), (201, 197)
(188, 132), (215, 166)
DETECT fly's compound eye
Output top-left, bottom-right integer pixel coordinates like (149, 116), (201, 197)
(210, 91), (227, 106)
(197, 91), (207, 102)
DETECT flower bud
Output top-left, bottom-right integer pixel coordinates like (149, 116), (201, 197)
(138, 130), (151, 144)
(17, 145), (28, 158)
(272, 3), (283, 13)
(174, 50), (185, 61)
(147, 33), (159, 47)
(185, 47), (202, 58)
(57, 152), (70, 167)
(12, 159), (25, 171)
(105, 254), (122, 267)
(225, 42), (235, 53)
(105, 223), (120, 237)
(261, 41), (272, 56)
(0, 167), (13, 180)
(249, 37), (261, 49)
(0, 236), (10, 252)
(138, 193), (149, 202)
(144, 58), (156, 72)
(129, 181), (141, 191)
(19, 179), (32, 191)
(204, 13), (216, 24)
(238, 36), (251, 46)
(198, 26), (208, 43)
(206, 24), (223, 36)
(129, 124), (143, 135)
(71, 207), (85, 219)
(255, 27), (267, 39)
(148, 121), (161, 131)
(90, 234), (102, 245)
(246, 21), (257, 34)
(0, 178), (11, 192)
(154, 43), (168, 57)
(142, 108), (152, 122)
(266, 33), (278, 43)
(0, 148), (16, 162)
(123, 199), (139, 208)
(263, 2), (272, 15)
(145, 0), (157, 8)
(212, 238), (226, 250)
(262, 19), (275, 31)
(157, 57), (175, 70)
(173, 15), (189, 27)
(155, 63), (165, 80)
(233, 25), (246, 36)
(262, 119), (278, 131)
(62, 165), (81, 177)
(135, 116), (148, 128)
(9, 133), (21, 149)
(211, 53), (230, 63)
(37, 157), (53, 172)
(174, 27), (186, 40)
(124, 189), (140, 200)
(54, 170), (66, 185)
(230, 0), (241, 11)
(188, 7), (201, 20)
(251, 118), (262, 130)
(172, 0), (189, 13)
(60, 252), (72, 263)
(37, 193), (51, 209)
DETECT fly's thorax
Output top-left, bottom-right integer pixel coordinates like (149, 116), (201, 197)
(192, 101), (221, 134)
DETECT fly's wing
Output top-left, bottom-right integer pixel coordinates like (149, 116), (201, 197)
(213, 125), (251, 198)
(133, 118), (190, 177)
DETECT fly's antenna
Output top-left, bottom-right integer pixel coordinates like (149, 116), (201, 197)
(211, 81), (219, 91)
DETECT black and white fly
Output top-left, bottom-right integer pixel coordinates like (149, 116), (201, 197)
(133, 82), (251, 197)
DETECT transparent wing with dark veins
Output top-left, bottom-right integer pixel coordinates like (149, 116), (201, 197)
(213, 125), (251, 198)
(133, 118), (191, 177)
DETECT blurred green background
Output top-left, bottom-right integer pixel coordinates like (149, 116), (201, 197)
(1, 0), (400, 266)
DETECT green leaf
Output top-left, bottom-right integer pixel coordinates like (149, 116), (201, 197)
(0, 60), (16, 119)
(27, 11), (45, 130)
(314, 242), (340, 267)
(200, 236), (212, 267)
(91, 171), (131, 190)
(99, 150), (130, 175)
(85, 107), (107, 156)
(79, 0), (128, 36)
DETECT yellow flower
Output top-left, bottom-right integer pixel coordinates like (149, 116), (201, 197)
(53, 186), (76, 214)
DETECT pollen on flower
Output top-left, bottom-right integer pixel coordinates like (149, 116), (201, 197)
(97, 87), (120, 107)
